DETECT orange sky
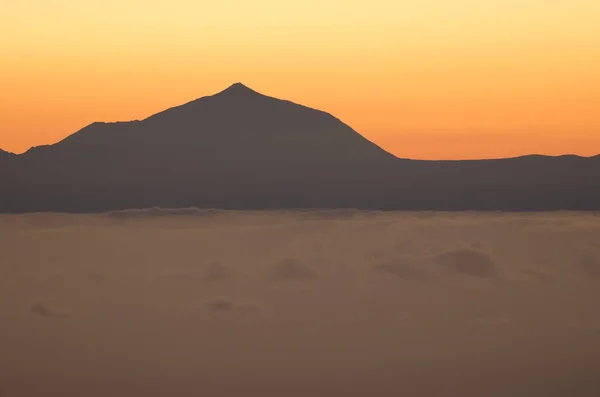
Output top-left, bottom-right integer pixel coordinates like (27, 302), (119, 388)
(1, 0), (599, 159)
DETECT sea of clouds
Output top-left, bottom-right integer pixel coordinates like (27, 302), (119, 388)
(1, 210), (600, 396)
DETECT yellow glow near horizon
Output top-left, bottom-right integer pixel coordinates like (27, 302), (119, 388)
(1, 0), (599, 159)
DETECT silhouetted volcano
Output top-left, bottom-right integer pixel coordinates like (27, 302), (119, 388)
(1, 83), (600, 212)
(55, 82), (395, 165)
(2, 84), (398, 212)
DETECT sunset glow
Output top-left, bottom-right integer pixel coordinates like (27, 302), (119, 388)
(1, 0), (599, 159)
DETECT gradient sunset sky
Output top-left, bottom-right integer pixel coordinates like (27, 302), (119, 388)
(1, 0), (599, 159)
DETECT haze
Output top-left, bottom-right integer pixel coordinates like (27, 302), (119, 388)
(2, 0), (599, 159)
(2, 210), (600, 396)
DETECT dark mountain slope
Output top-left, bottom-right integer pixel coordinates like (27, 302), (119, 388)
(0, 149), (15, 159)
(1, 84), (399, 212)
(1, 83), (599, 212)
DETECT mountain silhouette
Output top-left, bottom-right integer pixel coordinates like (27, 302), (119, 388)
(1, 83), (599, 212)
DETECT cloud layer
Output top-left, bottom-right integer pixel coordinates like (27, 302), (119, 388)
(1, 210), (600, 396)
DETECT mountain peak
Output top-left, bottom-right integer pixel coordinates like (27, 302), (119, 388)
(228, 82), (249, 89)
(217, 82), (262, 97)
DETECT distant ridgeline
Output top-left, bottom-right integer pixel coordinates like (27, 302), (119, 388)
(1, 83), (599, 212)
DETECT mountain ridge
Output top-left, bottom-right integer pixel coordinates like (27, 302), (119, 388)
(1, 83), (599, 213)
(7, 83), (599, 160)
